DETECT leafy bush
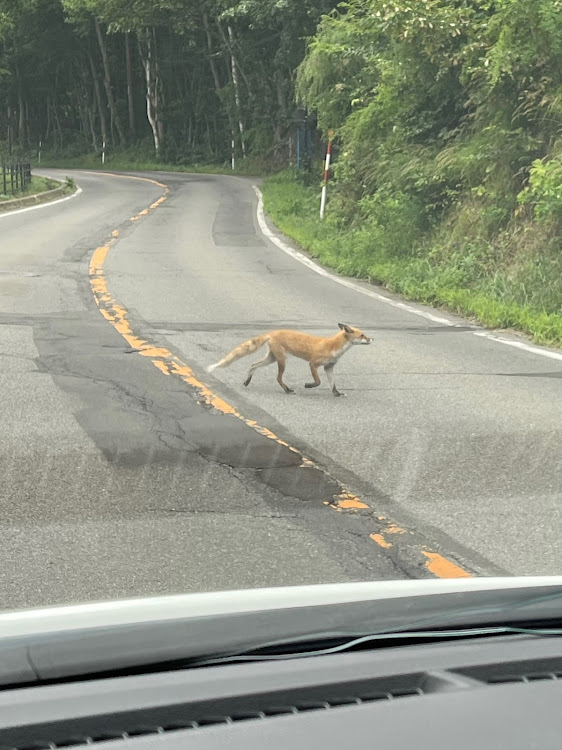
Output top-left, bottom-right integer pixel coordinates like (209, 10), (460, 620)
(518, 156), (562, 221)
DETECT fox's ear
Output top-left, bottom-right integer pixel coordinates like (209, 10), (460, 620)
(338, 323), (352, 333)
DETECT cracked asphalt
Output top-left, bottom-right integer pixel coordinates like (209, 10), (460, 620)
(1, 168), (561, 609)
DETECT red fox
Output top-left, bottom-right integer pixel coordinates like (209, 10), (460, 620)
(207, 323), (371, 396)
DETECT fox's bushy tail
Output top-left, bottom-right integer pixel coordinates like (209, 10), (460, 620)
(206, 333), (270, 373)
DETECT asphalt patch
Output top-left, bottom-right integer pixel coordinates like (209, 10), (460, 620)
(31, 313), (331, 502)
(257, 465), (342, 501)
(179, 414), (301, 469)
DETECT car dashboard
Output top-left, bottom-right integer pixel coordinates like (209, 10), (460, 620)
(0, 632), (560, 749)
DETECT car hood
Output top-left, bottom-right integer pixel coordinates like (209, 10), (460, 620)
(2, 577), (562, 685)
(2, 576), (562, 639)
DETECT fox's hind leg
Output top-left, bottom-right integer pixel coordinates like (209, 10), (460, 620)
(276, 358), (294, 394)
(267, 346), (293, 394)
(244, 349), (275, 387)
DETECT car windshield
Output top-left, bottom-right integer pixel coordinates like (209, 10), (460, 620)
(0, 0), (561, 614)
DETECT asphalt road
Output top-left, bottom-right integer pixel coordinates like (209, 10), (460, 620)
(1, 168), (561, 608)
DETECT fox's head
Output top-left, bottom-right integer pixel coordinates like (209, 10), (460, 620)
(338, 323), (371, 345)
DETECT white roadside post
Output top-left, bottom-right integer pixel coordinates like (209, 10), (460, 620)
(231, 131), (235, 171)
(102, 138), (106, 165)
(320, 130), (334, 219)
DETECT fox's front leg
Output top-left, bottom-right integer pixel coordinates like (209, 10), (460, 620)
(324, 364), (344, 397)
(304, 363), (321, 389)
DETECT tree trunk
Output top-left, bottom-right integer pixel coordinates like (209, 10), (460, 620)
(18, 90), (25, 150)
(53, 105), (63, 151)
(15, 63), (25, 150)
(203, 13), (237, 156)
(205, 113), (215, 157)
(125, 32), (135, 136)
(77, 102), (85, 138)
(110, 105), (116, 145)
(75, 79), (88, 140)
(25, 99), (30, 147)
(202, 13), (222, 94)
(88, 51), (107, 146)
(138, 27), (161, 153)
(88, 91), (99, 152)
(45, 95), (52, 143)
(274, 70), (288, 159)
(153, 28), (164, 146)
(82, 63), (98, 151)
(7, 103), (13, 155)
(227, 25), (245, 158)
(94, 19), (126, 146)
(217, 21), (251, 95)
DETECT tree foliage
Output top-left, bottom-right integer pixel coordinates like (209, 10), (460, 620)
(297, 0), (562, 230)
(0, 0), (334, 162)
(293, 0), (562, 322)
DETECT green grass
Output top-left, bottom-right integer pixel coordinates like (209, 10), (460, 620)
(0, 175), (59, 201)
(36, 150), (267, 177)
(262, 171), (562, 349)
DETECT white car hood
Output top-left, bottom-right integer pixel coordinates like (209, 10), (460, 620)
(1, 576), (562, 639)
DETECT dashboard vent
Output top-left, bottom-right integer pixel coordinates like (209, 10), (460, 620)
(457, 656), (562, 686)
(487, 671), (562, 685)
(3, 682), (426, 749)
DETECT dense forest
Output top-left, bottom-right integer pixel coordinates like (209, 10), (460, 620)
(0, 0), (333, 165)
(1, 0), (561, 344)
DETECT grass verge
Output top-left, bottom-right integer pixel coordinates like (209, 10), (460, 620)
(0, 175), (60, 201)
(262, 171), (562, 349)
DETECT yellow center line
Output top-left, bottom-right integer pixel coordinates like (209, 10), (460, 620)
(152, 360), (171, 375)
(335, 493), (369, 510)
(422, 551), (473, 579)
(370, 533), (393, 549)
(385, 524), (406, 534)
(86, 170), (473, 581)
(80, 170), (168, 190)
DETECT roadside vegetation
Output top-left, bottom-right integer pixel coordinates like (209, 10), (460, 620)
(1, 0), (561, 345)
(269, 0), (562, 347)
(263, 170), (562, 347)
(0, 176), (58, 201)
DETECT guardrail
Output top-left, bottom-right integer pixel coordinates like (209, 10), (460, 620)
(1, 161), (32, 196)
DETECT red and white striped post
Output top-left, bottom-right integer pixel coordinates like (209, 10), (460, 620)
(320, 130), (334, 219)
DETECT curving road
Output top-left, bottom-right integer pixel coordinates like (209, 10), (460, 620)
(0, 168), (561, 608)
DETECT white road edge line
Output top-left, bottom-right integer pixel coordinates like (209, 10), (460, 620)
(0, 185), (82, 219)
(253, 185), (562, 363)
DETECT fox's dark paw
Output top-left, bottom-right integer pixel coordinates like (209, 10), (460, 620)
(333, 391), (346, 397)
(285, 388), (295, 395)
